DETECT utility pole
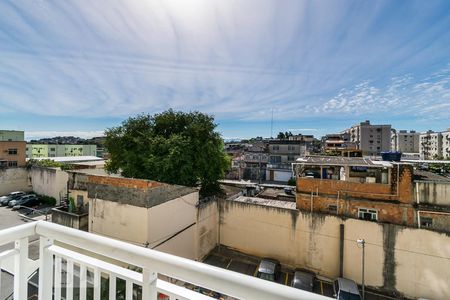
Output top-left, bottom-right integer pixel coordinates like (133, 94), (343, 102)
(270, 109), (273, 139)
(357, 239), (366, 300)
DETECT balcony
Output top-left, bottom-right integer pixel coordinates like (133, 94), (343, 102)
(0, 221), (328, 300)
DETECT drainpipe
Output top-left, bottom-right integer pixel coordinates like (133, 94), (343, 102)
(337, 191), (340, 213)
(339, 224), (344, 277)
(310, 191), (314, 213)
(416, 181), (420, 204)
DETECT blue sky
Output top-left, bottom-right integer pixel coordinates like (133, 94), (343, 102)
(0, 0), (449, 140)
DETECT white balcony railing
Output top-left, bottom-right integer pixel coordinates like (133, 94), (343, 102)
(0, 221), (329, 300)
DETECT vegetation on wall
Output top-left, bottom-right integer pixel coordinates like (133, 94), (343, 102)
(105, 109), (230, 197)
(26, 159), (74, 171)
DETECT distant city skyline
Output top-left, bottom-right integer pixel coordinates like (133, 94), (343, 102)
(1, 1), (449, 140)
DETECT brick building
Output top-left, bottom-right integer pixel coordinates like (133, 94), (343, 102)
(294, 156), (415, 226)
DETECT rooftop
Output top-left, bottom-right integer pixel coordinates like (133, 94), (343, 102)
(232, 196), (296, 210)
(414, 170), (450, 182)
(28, 156), (103, 163)
(295, 156), (394, 168)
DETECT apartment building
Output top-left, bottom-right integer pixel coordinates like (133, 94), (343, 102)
(443, 130), (450, 159)
(391, 129), (420, 153)
(321, 133), (361, 157)
(0, 129), (26, 168)
(26, 144), (97, 158)
(344, 120), (391, 155)
(0, 141), (27, 168)
(0, 130), (24, 141)
(266, 140), (307, 182)
(419, 131), (442, 159)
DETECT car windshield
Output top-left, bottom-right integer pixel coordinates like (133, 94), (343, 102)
(339, 291), (361, 300)
(258, 272), (274, 281)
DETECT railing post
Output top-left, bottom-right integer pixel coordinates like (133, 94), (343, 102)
(142, 269), (158, 300)
(14, 237), (29, 300)
(38, 237), (54, 300)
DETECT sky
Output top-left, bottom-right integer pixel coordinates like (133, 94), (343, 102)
(0, 0), (449, 140)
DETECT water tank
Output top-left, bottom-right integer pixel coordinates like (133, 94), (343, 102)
(381, 151), (402, 162)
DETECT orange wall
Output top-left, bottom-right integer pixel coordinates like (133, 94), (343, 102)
(0, 141), (26, 167)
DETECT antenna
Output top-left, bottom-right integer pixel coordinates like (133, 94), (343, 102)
(270, 109), (273, 139)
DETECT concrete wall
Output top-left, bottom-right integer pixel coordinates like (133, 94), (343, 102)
(52, 207), (89, 231)
(90, 198), (149, 245)
(148, 192), (198, 259)
(29, 167), (68, 204)
(89, 191), (202, 260)
(0, 168), (31, 195)
(415, 181), (450, 207)
(218, 199), (450, 299)
(196, 200), (219, 260)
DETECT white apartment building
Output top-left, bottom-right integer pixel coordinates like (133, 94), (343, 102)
(344, 120), (391, 155)
(442, 130), (450, 159)
(391, 130), (420, 153)
(419, 131), (443, 159)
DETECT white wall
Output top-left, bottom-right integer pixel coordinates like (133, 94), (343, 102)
(0, 168), (31, 195)
(196, 200), (219, 260)
(29, 167), (68, 204)
(89, 198), (149, 245)
(147, 192), (198, 259)
(415, 181), (450, 206)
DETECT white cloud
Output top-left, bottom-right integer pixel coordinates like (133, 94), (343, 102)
(288, 128), (318, 132)
(0, 1), (449, 123)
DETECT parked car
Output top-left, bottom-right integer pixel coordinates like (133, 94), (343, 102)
(0, 191), (26, 206)
(333, 277), (362, 300)
(256, 258), (280, 282)
(9, 194), (39, 209)
(291, 269), (315, 292)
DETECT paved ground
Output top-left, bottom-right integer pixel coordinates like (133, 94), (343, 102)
(203, 246), (403, 300)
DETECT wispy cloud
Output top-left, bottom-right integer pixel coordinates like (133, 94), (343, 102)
(0, 0), (449, 133)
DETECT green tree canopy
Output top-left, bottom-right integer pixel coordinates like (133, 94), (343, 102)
(105, 110), (229, 197)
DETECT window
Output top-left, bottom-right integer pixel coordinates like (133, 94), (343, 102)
(288, 145), (295, 151)
(421, 217), (433, 228)
(270, 156), (281, 163)
(272, 145), (279, 151)
(77, 195), (84, 207)
(8, 161), (17, 167)
(8, 148), (17, 155)
(50, 148), (56, 151)
(358, 208), (378, 221)
(328, 205), (337, 214)
(287, 155), (295, 161)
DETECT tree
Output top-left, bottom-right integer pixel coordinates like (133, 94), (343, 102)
(105, 110), (229, 197)
(277, 132), (285, 139)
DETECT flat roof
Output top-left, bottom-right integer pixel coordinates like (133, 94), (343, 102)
(402, 159), (450, 164)
(414, 170), (450, 182)
(232, 196), (296, 210)
(28, 156), (104, 163)
(294, 156), (393, 168)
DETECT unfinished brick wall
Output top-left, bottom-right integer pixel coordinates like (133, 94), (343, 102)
(296, 193), (415, 226)
(87, 175), (163, 189)
(296, 164), (414, 204)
